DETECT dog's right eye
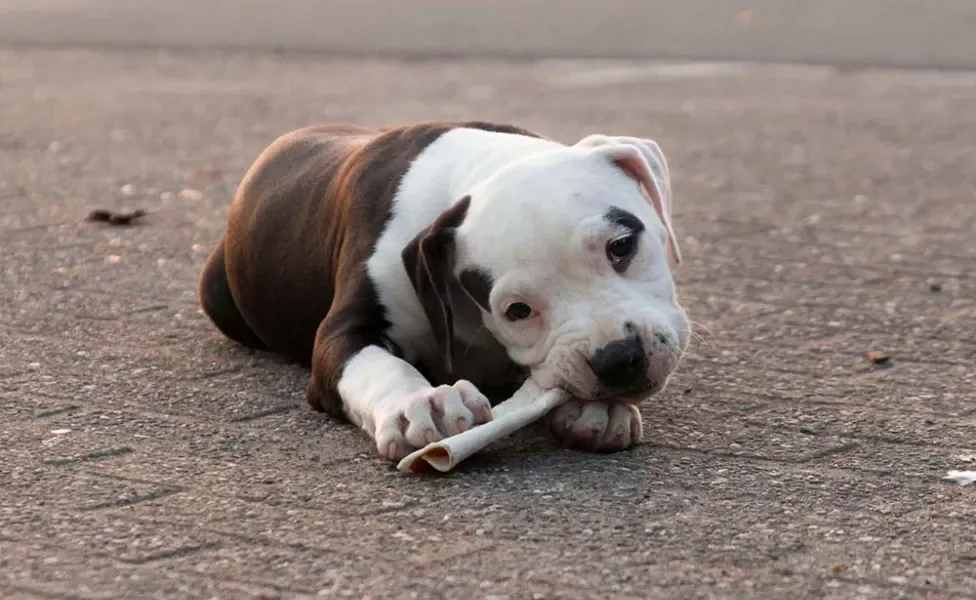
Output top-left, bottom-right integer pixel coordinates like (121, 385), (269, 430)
(605, 233), (638, 273)
(504, 302), (532, 322)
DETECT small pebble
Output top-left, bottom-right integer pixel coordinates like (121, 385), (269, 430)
(179, 188), (204, 201)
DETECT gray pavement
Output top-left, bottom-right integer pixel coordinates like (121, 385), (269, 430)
(2, 3), (976, 600)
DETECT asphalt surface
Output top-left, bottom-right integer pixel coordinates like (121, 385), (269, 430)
(2, 5), (976, 600)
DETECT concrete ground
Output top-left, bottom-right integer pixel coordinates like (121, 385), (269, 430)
(2, 3), (976, 600)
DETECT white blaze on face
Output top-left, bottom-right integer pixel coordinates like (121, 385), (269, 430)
(455, 145), (689, 401)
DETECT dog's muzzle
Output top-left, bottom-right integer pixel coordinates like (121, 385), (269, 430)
(590, 336), (647, 391)
(585, 322), (676, 402)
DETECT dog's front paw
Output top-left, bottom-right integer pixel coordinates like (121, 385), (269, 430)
(373, 380), (493, 462)
(547, 399), (643, 452)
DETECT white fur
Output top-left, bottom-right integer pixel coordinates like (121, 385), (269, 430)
(454, 141), (688, 400)
(366, 128), (562, 361)
(337, 345), (492, 461)
(342, 128), (689, 460)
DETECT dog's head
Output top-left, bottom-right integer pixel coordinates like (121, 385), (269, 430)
(403, 134), (688, 403)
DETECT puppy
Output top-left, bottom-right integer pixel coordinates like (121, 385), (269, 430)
(199, 121), (688, 461)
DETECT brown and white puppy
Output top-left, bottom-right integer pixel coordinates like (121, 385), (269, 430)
(199, 121), (689, 462)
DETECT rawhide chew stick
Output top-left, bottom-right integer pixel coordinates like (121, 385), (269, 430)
(397, 385), (568, 474)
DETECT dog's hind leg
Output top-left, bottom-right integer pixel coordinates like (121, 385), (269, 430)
(198, 238), (268, 351)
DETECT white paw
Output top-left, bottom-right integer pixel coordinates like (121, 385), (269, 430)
(547, 399), (643, 452)
(373, 380), (493, 462)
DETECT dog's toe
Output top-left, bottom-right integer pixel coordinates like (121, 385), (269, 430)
(371, 381), (494, 462)
(548, 399), (643, 452)
(598, 403), (641, 452)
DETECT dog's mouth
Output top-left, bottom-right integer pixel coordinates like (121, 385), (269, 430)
(531, 345), (671, 405)
(557, 378), (661, 405)
(600, 382), (661, 405)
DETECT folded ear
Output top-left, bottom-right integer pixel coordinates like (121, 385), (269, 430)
(401, 195), (471, 374)
(576, 134), (681, 265)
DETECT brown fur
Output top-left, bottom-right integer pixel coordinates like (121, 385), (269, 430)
(199, 121), (539, 418)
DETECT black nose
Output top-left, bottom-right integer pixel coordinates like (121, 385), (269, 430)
(590, 337), (647, 389)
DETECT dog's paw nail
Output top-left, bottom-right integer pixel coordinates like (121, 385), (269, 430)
(423, 429), (438, 445)
(456, 417), (470, 433)
(386, 441), (398, 461)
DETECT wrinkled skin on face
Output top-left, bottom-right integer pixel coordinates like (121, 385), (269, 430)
(454, 142), (690, 404)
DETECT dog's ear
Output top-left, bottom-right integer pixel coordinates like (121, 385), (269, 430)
(576, 135), (681, 265)
(401, 195), (471, 374)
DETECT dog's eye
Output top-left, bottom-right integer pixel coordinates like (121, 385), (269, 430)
(606, 234), (638, 270)
(503, 302), (532, 322)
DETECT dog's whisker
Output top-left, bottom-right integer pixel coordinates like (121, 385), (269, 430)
(677, 322), (713, 348)
(687, 320), (715, 338)
(668, 346), (687, 364)
(460, 326), (490, 357)
(679, 349), (707, 361)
